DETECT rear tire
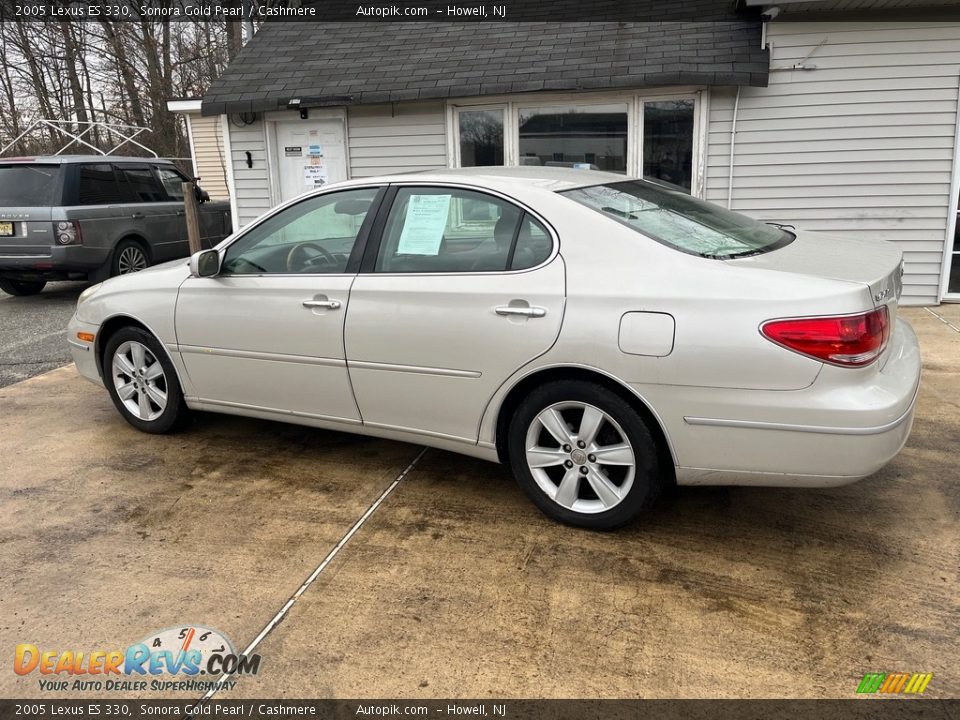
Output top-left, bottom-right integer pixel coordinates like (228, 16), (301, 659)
(0, 278), (46, 296)
(103, 327), (188, 434)
(111, 239), (150, 276)
(507, 380), (661, 529)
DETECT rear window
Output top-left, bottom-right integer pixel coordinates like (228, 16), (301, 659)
(0, 164), (63, 206)
(560, 180), (793, 259)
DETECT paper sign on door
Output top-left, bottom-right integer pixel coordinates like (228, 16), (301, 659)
(397, 194), (451, 255)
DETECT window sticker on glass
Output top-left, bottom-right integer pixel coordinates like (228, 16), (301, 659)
(397, 194), (451, 255)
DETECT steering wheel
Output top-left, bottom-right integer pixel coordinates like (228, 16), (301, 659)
(286, 242), (338, 273)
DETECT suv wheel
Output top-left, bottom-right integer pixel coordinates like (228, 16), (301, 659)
(0, 279), (46, 296)
(112, 240), (150, 276)
(103, 327), (188, 434)
(507, 381), (662, 529)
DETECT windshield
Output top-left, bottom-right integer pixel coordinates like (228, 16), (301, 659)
(560, 180), (793, 259)
(0, 164), (63, 206)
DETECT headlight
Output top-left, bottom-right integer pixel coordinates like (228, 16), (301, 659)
(78, 283), (102, 304)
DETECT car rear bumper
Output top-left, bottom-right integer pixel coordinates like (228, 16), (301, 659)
(0, 245), (110, 279)
(67, 315), (102, 385)
(638, 318), (922, 486)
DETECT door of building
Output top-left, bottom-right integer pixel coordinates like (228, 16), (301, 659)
(274, 119), (348, 204)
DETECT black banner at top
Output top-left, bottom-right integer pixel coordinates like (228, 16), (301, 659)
(0, 0), (761, 23)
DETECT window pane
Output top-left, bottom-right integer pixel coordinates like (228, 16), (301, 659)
(157, 168), (185, 201)
(560, 181), (793, 259)
(511, 215), (552, 270)
(120, 166), (165, 203)
(643, 100), (695, 193)
(518, 104), (627, 172)
(459, 109), (504, 167)
(77, 164), (125, 205)
(377, 187), (522, 273)
(222, 188), (378, 274)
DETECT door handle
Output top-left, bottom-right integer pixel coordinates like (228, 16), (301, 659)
(495, 305), (546, 318)
(302, 299), (341, 310)
(131, 212), (144, 219)
(176, 210), (185, 216)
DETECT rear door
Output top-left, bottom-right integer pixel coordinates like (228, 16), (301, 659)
(344, 185), (565, 442)
(115, 163), (185, 262)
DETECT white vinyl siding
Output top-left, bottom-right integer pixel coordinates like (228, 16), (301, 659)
(227, 119), (272, 228)
(705, 22), (960, 305)
(186, 114), (229, 201)
(348, 102), (447, 177)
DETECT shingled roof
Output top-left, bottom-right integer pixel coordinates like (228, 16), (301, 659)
(200, 21), (768, 117)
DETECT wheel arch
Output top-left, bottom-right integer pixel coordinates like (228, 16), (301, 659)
(493, 365), (677, 483)
(114, 234), (152, 262)
(94, 314), (185, 392)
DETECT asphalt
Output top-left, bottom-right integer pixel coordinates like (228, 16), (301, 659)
(0, 307), (957, 700)
(0, 281), (88, 388)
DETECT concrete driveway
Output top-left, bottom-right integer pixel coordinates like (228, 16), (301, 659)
(1, 307), (957, 699)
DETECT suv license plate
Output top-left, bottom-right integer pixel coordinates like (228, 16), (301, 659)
(0, 222), (13, 237)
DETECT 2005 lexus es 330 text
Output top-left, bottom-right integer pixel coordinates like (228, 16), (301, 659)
(68, 167), (920, 529)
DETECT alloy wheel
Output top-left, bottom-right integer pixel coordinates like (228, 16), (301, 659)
(117, 245), (148, 274)
(111, 340), (167, 421)
(524, 401), (636, 514)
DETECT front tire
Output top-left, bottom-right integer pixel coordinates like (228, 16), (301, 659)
(508, 381), (662, 529)
(0, 278), (46, 296)
(103, 327), (188, 434)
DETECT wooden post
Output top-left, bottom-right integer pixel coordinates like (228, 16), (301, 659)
(182, 181), (202, 254)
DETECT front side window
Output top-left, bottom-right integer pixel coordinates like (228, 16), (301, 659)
(458, 109), (504, 167)
(119, 165), (165, 202)
(222, 187), (379, 275)
(643, 100), (695, 193)
(561, 180), (793, 259)
(518, 104), (628, 173)
(156, 167), (187, 201)
(376, 188), (550, 273)
(76, 164), (125, 205)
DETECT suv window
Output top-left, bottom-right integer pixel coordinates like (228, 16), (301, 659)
(222, 188), (379, 275)
(376, 187), (548, 273)
(156, 166), (186, 201)
(0, 164), (64, 206)
(76, 164), (126, 205)
(119, 165), (165, 202)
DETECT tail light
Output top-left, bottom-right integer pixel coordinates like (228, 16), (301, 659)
(53, 220), (82, 245)
(761, 307), (890, 367)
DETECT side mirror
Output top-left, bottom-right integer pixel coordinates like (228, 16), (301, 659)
(189, 249), (220, 278)
(194, 185), (210, 204)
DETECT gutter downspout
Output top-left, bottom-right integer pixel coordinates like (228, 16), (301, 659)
(727, 85), (741, 210)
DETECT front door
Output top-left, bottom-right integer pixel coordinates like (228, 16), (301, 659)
(274, 119), (348, 204)
(345, 186), (565, 442)
(175, 186), (382, 422)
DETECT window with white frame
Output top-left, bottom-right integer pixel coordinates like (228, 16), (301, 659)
(451, 92), (701, 194)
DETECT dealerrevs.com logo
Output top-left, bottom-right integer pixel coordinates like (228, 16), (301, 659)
(13, 625), (261, 693)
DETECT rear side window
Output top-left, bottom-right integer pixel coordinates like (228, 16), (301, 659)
(376, 187), (551, 273)
(156, 167), (186, 201)
(119, 165), (165, 202)
(0, 164), (63, 206)
(76, 164), (126, 205)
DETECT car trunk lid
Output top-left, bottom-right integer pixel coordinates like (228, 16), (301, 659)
(0, 163), (61, 256)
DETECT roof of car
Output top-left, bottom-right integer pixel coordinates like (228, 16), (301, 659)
(341, 166), (629, 193)
(0, 155), (174, 165)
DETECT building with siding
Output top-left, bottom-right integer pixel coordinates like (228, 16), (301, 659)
(176, 1), (960, 305)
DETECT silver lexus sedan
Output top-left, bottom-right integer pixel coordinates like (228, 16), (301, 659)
(68, 168), (920, 529)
